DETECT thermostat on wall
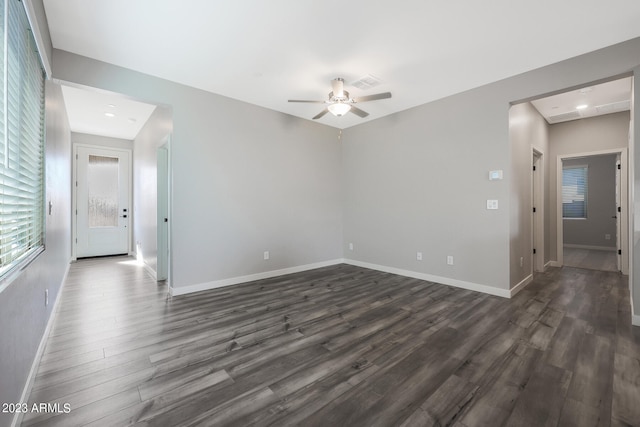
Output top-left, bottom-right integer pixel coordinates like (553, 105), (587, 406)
(489, 170), (503, 180)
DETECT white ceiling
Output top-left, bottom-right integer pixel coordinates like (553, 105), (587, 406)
(531, 77), (632, 124)
(60, 85), (157, 140)
(43, 0), (640, 130)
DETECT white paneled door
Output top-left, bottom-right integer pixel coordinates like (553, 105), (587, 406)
(76, 146), (131, 258)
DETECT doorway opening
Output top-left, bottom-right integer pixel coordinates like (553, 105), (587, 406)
(61, 82), (173, 285)
(558, 152), (625, 273)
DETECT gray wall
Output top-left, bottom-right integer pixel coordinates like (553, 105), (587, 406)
(343, 91), (510, 289)
(343, 38), (640, 295)
(132, 106), (173, 275)
(563, 155), (618, 249)
(549, 112), (630, 260)
(53, 50), (344, 290)
(0, 81), (71, 427)
(509, 102), (550, 286)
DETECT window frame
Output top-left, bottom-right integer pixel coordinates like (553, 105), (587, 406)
(0, 0), (46, 289)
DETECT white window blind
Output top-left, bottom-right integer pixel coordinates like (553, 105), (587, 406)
(0, 0), (45, 278)
(562, 165), (588, 219)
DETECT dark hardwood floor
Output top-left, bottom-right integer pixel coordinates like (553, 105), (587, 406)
(20, 257), (640, 426)
(563, 247), (618, 272)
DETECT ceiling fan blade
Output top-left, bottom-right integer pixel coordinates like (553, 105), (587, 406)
(312, 108), (329, 119)
(288, 99), (326, 103)
(349, 105), (369, 118)
(353, 92), (392, 103)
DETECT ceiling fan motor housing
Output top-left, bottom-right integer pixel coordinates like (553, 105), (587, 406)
(329, 90), (350, 102)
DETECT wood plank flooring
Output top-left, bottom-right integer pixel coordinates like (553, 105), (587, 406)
(20, 257), (640, 426)
(563, 247), (618, 272)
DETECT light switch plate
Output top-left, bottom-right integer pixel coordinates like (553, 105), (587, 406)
(489, 170), (503, 180)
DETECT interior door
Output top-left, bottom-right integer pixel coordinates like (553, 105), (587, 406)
(615, 155), (621, 271)
(76, 146), (131, 258)
(156, 145), (169, 281)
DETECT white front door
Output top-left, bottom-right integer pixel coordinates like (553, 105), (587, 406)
(76, 146), (131, 258)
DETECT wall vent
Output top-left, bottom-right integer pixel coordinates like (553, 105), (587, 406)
(595, 100), (630, 115)
(351, 74), (381, 90)
(547, 110), (581, 123)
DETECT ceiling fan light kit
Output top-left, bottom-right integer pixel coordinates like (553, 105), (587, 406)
(328, 102), (351, 116)
(288, 77), (391, 120)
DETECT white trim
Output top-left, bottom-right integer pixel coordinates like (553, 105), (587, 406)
(563, 244), (617, 251)
(11, 260), (71, 427)
(510, 274), (533, 297)
(22, 0), (52, 79)
(631, 294), (638, 327)
(170, 259), (344, 296)
(548, 261), (562, 267)
(532, 148), (545, 273)
(143, 261), (157, 281)
(343, 259), (511, 298)
(545, 261), (554, 269)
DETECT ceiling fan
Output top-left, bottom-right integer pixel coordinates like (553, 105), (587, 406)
(288, 77), (392, 119)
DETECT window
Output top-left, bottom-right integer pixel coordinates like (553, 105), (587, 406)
(562, 165), (588, 219)
(0, 0), (45, 279)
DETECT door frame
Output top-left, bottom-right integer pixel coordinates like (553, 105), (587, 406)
(532, 148), (544, 273)
(72, 143), (133, 261)
(556, 148), (629, 274)
(156, 137), (171, 282)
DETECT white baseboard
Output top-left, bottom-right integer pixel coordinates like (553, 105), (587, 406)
(544, 261), (554, 269)
(342, 259), (511, 299)
(510, 274), (533, 297)
(170, 259), (344, 296)
(12, 259), (72, 427)
(548, 261), (562, 267)
(563, 244), (616, 251)
(143, 261), (157, 281)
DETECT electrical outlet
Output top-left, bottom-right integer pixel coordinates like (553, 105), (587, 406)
(263, 251), (269, 260)
(45, 289), (49, 306)
(447, 256), (454, 265)
(417, 252), (423, 261)
(605, 234), (611, 240)
(349, 243), (354, 251)
(486, 200), (499, 210)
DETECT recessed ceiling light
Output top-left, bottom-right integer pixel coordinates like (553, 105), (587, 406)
(576, 104), (588, 110)
(104, 112), (116, 118)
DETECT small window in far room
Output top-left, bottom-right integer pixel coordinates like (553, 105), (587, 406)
(562, 165), (588, 219)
